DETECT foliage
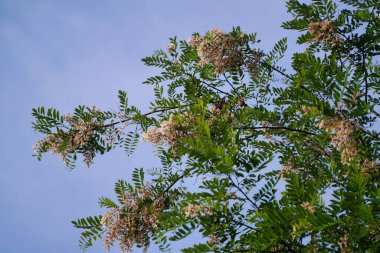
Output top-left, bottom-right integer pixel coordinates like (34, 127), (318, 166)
(32, 0), (380, 252)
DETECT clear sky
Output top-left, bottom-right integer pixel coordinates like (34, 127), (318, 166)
(0, 1), (299, 252)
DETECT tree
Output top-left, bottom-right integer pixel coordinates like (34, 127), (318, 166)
(32, 0), (380, 252)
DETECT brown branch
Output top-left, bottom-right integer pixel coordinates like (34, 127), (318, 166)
(260, 60), (295, 82)
(222, 73), (239, 93)
(183, 71), (232, 97)
(232, 218), (258, 231)
(162, 172), (187, 194)
(365, 130), (380, 142)
(237, 126), (316, 137)
(373, 110), (380, 118)
(199, 79), (232, 97)
(228, 175), (259, 209)
(103, 105), (189, 128)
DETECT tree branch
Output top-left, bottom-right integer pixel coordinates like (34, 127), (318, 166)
(228, 175), (259, 209)
(362, 51), (369, 104)
(199, 79), (232, 97)
(103, 105), (189, 128)
(236, 126), (316, 137)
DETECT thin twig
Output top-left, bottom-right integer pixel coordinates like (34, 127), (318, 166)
(362, 50), (369, 104)
(199, 79), (232, 97)
(162, 173), (186, 194)
(228, 175), (259, 209)
(237, 126), (316, 136)
(222, 73), (238, 93)
(103, 105), (189, 128)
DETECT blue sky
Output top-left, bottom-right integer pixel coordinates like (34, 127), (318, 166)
(0, 1), (300, 252)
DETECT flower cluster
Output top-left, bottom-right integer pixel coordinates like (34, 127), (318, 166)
(301, 105), (312, 115)
(279, 163), (293, 179)
(308, 20), (343, 47)
(142, 114), (180, 146)
(188, 28), (245, 73)
(237, 97), (247, 107)
(245, 49), (264, 77)
(142, 113), (197, 148)
(184, 204), (203, 217)
(301, 202), (315, 214)
(33, 115), (101, 166)
(167, 42), (175, 54)
(208, 234), (219, 245)
(317, 118), (358, 165)
(184, 204), (213, 218)
(361, 159), (378, 177)
(100, 185), (167, 253)
(73, 119), (99, 147)
(208, 98), (227, 116)
(339, 234), (352, 253)
(291, 225), (298, 238)
(33, 133), (70, 160)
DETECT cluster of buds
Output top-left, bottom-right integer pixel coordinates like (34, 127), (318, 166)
(209, 98), (226, 116)
(317, 118), (358, 165)
(339, 234), (352, 253)
(33, 113), (101, 167)
(237, 97), (247, 107)
(301, 202), (316, 214)
(361, 159), (378, 177)
(209, 105), (221, 115)
(301, 105), (312, 115)
(167, 42), (176, 54)
(279, 161), (293, 178)
(245, 49), (264, 78)
(183, 204), (213, 218)
(308, 20), (343, 47)
(208, 234), (219, 245)
(188, 28), (245, 73)
(100, 185), (167, 253)
(291, 225), (298, 238)
(208, 107), (237, 128)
